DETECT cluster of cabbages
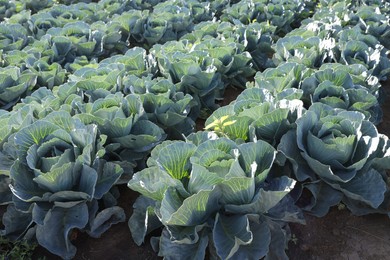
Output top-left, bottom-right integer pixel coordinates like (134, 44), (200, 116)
(205, 0), (390, 214)
(0, 0), (389, 259)
(0, 0), (312, 258)
(205, 0), (390, 218)
(128, 1), (390, 259)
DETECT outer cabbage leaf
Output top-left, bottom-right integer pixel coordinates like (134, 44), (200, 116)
(213, 214), (271, 260)
(128, 195), (162, 246)
(155, 227), (209, 260)
(34, 203), (89, 259)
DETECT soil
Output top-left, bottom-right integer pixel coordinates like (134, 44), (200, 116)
(288, 208), (390, 260)
(4, 82), (390, 260)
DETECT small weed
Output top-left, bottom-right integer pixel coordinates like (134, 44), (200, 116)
(337, 203), (346, 211)
(291, 234), (298, 245)
(204, 115), (236, 136)
(0, 236), (38, 260)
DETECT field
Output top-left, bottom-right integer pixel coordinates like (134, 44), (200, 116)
(1, 0), (390, 259)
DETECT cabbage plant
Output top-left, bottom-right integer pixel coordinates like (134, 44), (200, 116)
(151, 40), (224, 117)
(138, 0), (216, 46)
(273, 35), (337, 68)
(0, 0), (17, 21)
(351, 6), (390, 49)
(319, 63), (382, 100)
(128, 0), (166, 10)
(300, 68), (382, 124)
(128, 132), (303, 259)
(27, 12), (74, 40)
(1, 111), (125, 259)
(27, 60), (67, 89)
(278, 103), (390, 217)
(0, 24), (31, 52)
(23, 0), (54, 14)
(99, 47), (157, 78)
(66, 66), (125, 93)
(140, 92), (195, 139)
(205, 88), (304, 147)
(0, 66), (37, 110)
(121, 75), (196, 138)
(71, 92), (166, 181)
(42, 2), (109, 25)
(182, 20), (276, 71)
(63, 47), (157, 94)
(221, 0), (305, 36)
(251, 62), (312, 95)
(45, 21), (121, 60)
(338, 39), (390, 80)
(112, 0), (195, 48)
(252, 63), (382, 124)
(109, 9), (148, 47)
(7, 87), (63, 123)
(192, 37), (255, 88)
(273, 20), (390, 80)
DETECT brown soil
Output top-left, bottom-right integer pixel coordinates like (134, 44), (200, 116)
(7, 81), (390, 259)
(288, 208), (390, 260)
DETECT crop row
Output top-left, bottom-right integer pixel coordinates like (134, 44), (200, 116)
(0, 0), (389, 259)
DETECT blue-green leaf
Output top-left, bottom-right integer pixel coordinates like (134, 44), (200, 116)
(160, 186), (221, 226)
(213, 213), (253, 260)
(157, 227), (209, 260)
(220, 177), (255, 205)
(33, 162), (76, 193)
(237, 141), (276, 183)
(35, 203), (89, 259)
(157, 142), (196, 180)
(128, 166), (185, 201)
(128, 196), (161, 246)
(87, 206), (125, 238)
(188, 164), (224, 194)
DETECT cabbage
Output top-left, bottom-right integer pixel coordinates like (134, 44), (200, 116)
(128, 132), (303, 259)
(278, 103), (390, 216)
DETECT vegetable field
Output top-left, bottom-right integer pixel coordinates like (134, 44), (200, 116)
(0, 0), (390, 259)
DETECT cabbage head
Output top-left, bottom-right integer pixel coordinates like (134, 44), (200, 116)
(278, 103), (390, 217)
(0, 66), (37, 110)
(128, 132), (303, 260)
(69, 92), (167, 181)
(205, 88), (304, 147)
(1, 111), (125, 259)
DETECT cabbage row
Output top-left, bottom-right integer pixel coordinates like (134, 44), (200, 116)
(0, 0), (390, 259)
(130, 0), (390, 259)
(206, 0), (390, 217)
